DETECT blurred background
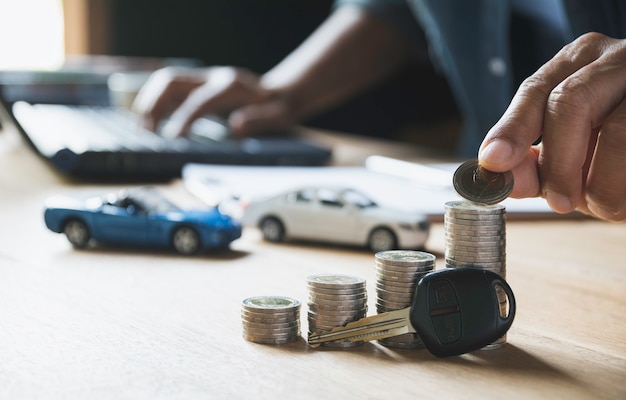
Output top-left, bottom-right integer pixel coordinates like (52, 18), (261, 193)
(0, 0), (459, 147)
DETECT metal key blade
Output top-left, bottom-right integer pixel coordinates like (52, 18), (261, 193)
(308, 307), (415, 346)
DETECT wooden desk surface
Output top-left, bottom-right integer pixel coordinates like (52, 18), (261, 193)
(0, 124), (624, 399)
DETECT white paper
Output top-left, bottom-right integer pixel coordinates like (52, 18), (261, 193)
(182, 156), (557, 219)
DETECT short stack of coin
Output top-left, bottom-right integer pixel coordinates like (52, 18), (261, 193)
(306, 274), (368, 347)
(443, 201), (506, 278)
(241, 295), (301, 344)
(375, 250), (436, 349)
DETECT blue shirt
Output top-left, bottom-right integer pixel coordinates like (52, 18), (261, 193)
(334, 0), (624, 156)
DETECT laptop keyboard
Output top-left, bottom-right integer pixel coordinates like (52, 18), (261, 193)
(70, 106), (231, 153)
(11, 101), (332, 178)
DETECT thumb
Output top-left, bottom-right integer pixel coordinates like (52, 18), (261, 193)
(477, 86), (546, 172)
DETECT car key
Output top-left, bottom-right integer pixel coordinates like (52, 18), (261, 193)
(307, 268), (515, 357)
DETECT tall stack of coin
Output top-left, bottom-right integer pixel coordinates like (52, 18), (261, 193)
(448, 159), (513, 349)
(241, 295), (301, 344)
(443, 201), (506, 278)
(306, 274), (368, 347)
(375, 250), (435, 349)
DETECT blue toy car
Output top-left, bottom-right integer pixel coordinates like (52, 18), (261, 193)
(44, 187), (242, 254)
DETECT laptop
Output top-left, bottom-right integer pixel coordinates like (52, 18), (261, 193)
(0, 91), (332, 181)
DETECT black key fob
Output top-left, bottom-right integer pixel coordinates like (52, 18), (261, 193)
(410, 268), (516, 357)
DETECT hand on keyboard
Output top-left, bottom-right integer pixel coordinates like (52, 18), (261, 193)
(132, 66), (295, 139)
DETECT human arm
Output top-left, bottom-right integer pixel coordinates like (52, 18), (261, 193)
(478, 32), (626, 222)
(132, 5), (420, 137)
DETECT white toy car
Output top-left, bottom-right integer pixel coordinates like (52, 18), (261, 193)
(241, 187), (430, 252)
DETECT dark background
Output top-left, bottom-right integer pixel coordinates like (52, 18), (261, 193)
(106, 0), (457, 141)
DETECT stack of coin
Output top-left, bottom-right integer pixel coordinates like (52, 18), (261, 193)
(306, 274), (368, 348)
(443, 201), (506, 278)
(444, 200), (507, 349)
(241, 295), (301, 344)
(375, 250), (436, 349)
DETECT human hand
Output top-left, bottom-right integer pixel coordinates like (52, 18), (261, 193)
(132, 66), (295, 138)
(478, 32), (626, 222)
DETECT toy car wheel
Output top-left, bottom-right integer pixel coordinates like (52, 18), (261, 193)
(63, 219), (90, 248)
(368, 227), (397, 253)
(260, 217), (284, 242)
(172, 226), (201, 255)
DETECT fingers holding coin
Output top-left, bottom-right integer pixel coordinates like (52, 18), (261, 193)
(453, 159), (513, 205)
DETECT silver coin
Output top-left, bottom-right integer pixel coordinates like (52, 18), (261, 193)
(446, 257), (505, 266)
(446, 243), (504, 251)
(452, 160), (514, 205)
(375, 299), (412, 309)
(445, 216), (506, 225)
(376, 286), (415, 297)
(445, 264), (506, 274)
(243, 327), (301, 337)
(376, 306), (412, 315)
(312, 338), (364, 348)
(445, 224), (505, 234)
(242, 296), (301, 312)
(241, 306), (300, 316)
(444, 220), (505, 230)
(307, 311), (366, 323)
(445, 255), (505, 264)
(242, 317), (300, 327)
(375, 250), (436, 266)
(375, 281), (417, 293)
(445, 213), (506, 222)
(308, 291), (367, 301)
(444, 234), (505, 243)
(307, 308), (367, 318)
(307, 287), (366, 296)
(445, 246), (505, 255)
(445, 250), (505, 259)
(375, 270), (431, 282)
(444, 241), (506, 250)
(242, 328), (300, 338)
(307, 301), (367, 311)
(240, 314), (300, 325)
(446, 200), (506, 212)
(445, 260), (506, 269)
(444, 226), (502, 234)
(445, 240), (505, 249)
(241, 314), (299, 325)
(307, 300), (368, 310)
(445, 255), (505, 263)
(243, 333), (300, 342)
(243, 332), (300, 343)
(444, 258), (506, 267)
(376, 293), (415, 304)
(306, 274), (366, 289)
(375, 262), (434, 273)
(375, 268), (428, 280)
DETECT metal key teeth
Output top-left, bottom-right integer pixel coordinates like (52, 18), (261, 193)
(374, 250), (435, 349)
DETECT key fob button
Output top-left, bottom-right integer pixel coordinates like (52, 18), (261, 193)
(432, 313), (462, 344)
(428, 280), (458, 309)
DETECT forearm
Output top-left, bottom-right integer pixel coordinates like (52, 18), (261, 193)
(260, 6), (420, 122)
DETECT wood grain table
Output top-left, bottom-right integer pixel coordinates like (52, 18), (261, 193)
(0, 121), (624, 399)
